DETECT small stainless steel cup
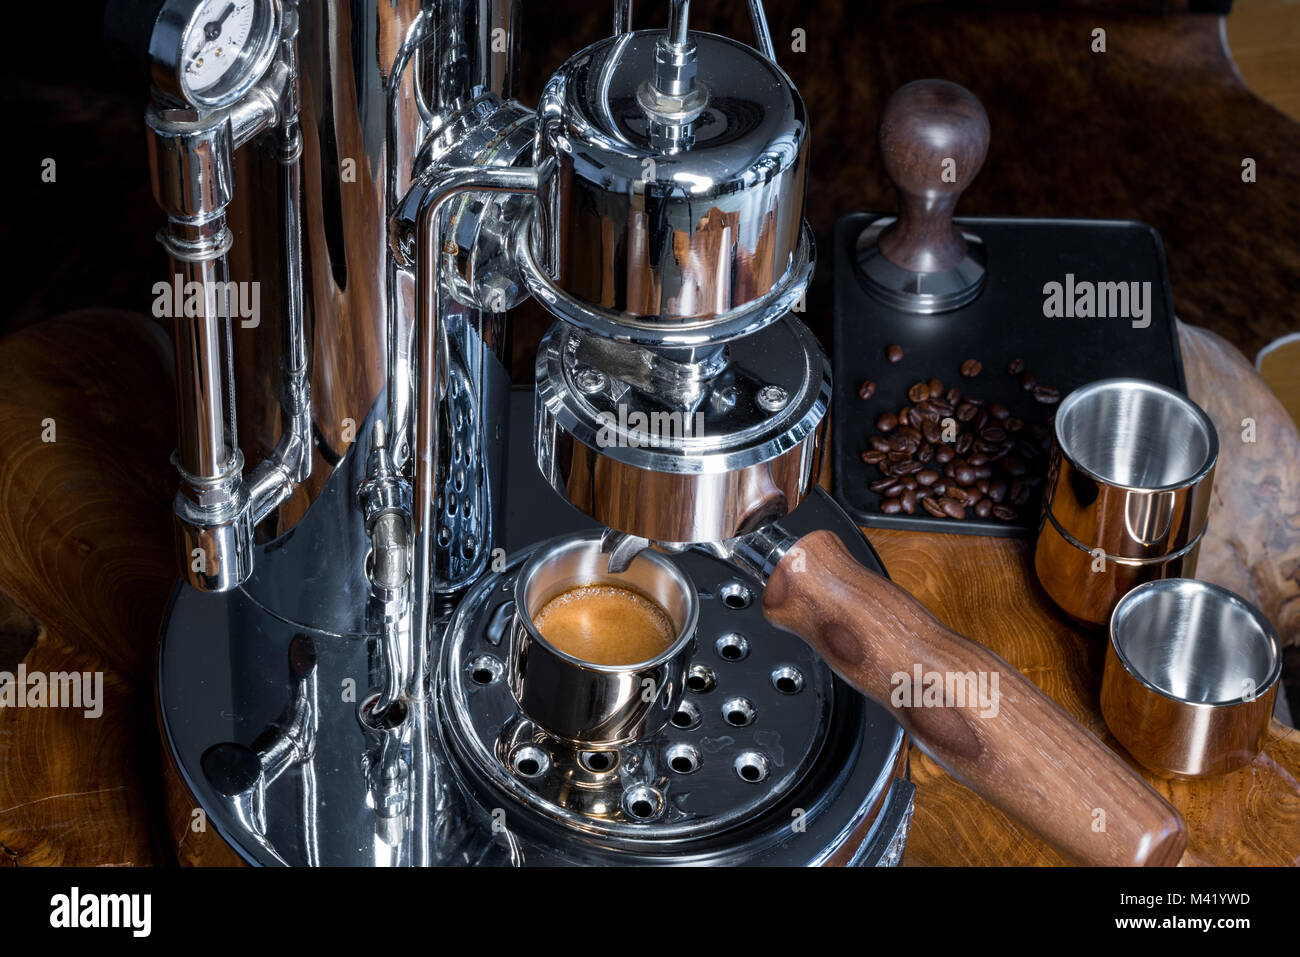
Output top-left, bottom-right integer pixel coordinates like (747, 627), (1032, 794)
(1035, 378), (1218, 625)
(509, 532), (698, 745)
(1102, 579), (1281, 778)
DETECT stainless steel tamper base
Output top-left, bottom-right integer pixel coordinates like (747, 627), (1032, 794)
(854, 218), (987, 314)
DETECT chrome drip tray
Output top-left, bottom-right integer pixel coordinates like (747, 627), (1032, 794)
(442, 548), (837, 843)
(437, 535), (911, 864)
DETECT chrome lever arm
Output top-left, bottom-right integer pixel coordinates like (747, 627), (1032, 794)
(391, 160), (550, 701)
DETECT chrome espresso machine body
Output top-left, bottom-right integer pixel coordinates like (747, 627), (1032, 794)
(135, 0), (916, 865)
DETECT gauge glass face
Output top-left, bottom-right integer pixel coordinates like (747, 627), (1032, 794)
(181, 1), (257, 101)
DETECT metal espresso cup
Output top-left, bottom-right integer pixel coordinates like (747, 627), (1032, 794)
(509, 533), (698, 745)
(1035, 378), (1218, 626)
(1102, 579), (1282, 778)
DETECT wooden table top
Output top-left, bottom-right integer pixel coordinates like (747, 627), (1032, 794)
(1, 313), (1298, 867)
(866, 526), (1300, 866)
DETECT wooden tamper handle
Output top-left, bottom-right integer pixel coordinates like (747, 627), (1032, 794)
(762, 530), (1188, 866)
(877, 79), (989, 274)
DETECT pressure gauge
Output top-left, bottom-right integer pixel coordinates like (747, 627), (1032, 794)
(148, 0), (282, 110)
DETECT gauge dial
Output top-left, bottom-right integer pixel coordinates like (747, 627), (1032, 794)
(181, 1), (256, 97)
(149, 0), (281, 109)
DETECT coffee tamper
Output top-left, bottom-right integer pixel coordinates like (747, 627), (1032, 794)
(855, 78), (990, 313)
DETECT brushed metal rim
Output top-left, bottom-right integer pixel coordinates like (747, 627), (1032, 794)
(1108, 578), (1283, 708)
(854, 218), (988, 314)
(513, 533), (700, 674)
(1054, 378), (1219, 493)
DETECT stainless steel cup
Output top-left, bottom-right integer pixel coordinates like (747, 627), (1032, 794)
(1035, 378), (1218, 625)
(1102, 579), (1281, 778)
(509, 532), (698, 745)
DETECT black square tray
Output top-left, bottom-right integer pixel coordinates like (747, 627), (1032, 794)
(831, 212), (1187, 538)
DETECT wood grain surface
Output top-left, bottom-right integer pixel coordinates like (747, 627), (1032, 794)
(0, 310), (176, 866)
(824, 320), (1300, 864)
(763, 529), (1187, 866)
(869, 525), (1300, 866)
(1181, 322), (1300, 649)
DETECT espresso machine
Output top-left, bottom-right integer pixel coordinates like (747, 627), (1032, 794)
(123, 0), (1188, 865)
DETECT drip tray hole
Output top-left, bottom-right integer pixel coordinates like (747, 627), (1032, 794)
(509, 745), (550, 779)
(667, 743), (702, 775)
(771, 665), (805, 695)
(579, 750), (618, 773)
(715, 633), (750, 661)
(622, 785), (664, 821)
(468, 654), (503, 686)
(686, 665), (716, 693)
(735, 751), (770, 783)
(722, 697), (756, 727)
(718, 581), (753, 609)
(671, 700), (702, 729)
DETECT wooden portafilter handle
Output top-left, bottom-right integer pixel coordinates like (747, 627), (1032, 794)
(761, 529), (1188, 866)
(877, 79), (989, 274)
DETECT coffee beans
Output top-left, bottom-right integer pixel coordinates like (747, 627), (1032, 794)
(857, 356), (1065, 525)
(941, 498), (967, 519)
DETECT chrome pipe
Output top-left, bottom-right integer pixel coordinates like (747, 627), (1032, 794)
(385, 2), (522, 468)
(404, 162), (544, 701)
(666, 0), (691, 48)
(250, 12), (312, 522)
(385, 9), (434, 468)
(614, 0), (634, 34)
(168, 246), (239, 480)
(146, 15), (311, 591)
(746, 0), (776, 62)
